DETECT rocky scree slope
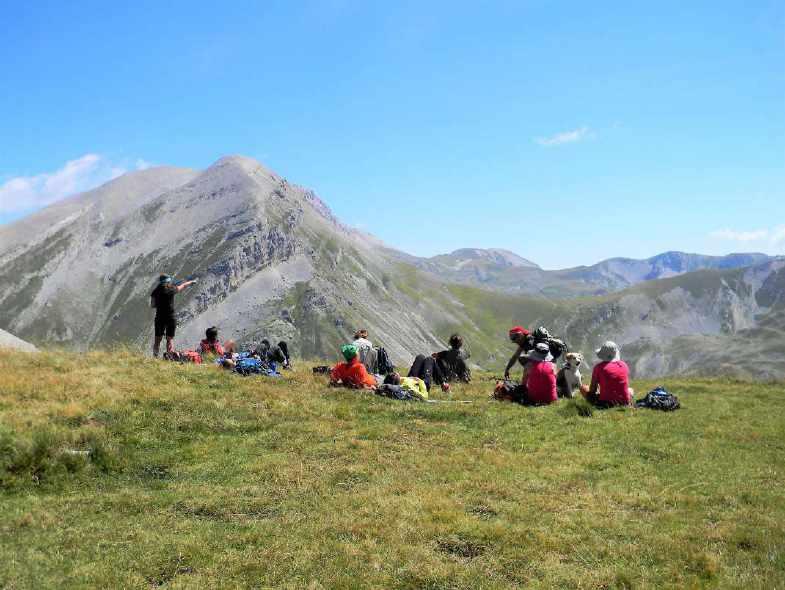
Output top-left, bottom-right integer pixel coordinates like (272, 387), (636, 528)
(0, 328), (37, 352)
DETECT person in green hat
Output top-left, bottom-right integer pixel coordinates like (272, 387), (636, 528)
(330, 343), (378, 389)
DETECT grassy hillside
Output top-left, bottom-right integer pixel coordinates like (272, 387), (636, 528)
(1, 350), (784, 589)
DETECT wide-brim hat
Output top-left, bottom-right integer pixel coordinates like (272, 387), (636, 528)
(521, 342), (553, 363)
(596, 341), (620, 362)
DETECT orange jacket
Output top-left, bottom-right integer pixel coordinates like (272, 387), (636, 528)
(330, 358), (377, 388)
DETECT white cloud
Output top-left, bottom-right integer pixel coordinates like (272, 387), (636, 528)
(710, 226), (785, 250)
(0, 154), (150, 215)
(535, 126), (591, 147)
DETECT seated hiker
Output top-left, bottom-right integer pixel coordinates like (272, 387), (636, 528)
(353, 329), (373, 349)
(330, 344), (378, 389)
(504, 325), (568, 379)
(582, 341), (634, 408)
(518, 342), (558, 405)
(433, 333), (471, 383)
(200, 326), (225, 356)
(504, 326), (533, 380)
(352, 329), (377, 373)
(408, 354), (451, 393)
(254, 339), (290, 368)
(379, 372), (429, 400)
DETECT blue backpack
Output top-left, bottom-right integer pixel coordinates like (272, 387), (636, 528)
(635, 386), (680, 411)
(235, 357), (279, 377)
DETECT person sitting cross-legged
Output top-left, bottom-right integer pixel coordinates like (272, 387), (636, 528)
(581, 341), (634, 408)
(518, 342), (558, 406)
(330, 344), (378, 389)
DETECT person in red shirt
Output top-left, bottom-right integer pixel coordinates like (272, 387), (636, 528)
(583, 341), (634, 407)
(520, 342), (558, 405)
(200, 326), (225, 356)
(330, 344), (378, 389)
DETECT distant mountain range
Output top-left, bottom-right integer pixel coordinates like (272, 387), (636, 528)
(1, 155), (783, 379)
(410, 248), (774, 297)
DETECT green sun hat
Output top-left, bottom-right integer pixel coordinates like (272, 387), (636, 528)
(341, 344), (358, 361)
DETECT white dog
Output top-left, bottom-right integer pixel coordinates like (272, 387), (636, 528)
(556, 352), (584, 398)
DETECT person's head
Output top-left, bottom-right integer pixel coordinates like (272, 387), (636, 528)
(448, 334), (463, 350)
(205, 326), (218, 342)
(520, 342), (553, 365)
(508, 326), (530, 344)
(260, 339), (270, 350)
(341, 344), (359, 362)
(159, 274), (173, 285)
(596, 341), (620, 362)
(354, 329), (368, 340)
(383, 372), (401, 385)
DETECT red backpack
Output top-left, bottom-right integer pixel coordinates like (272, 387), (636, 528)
(182, 350), (203, 364)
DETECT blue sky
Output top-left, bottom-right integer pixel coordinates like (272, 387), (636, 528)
(1, 0), (783, 268)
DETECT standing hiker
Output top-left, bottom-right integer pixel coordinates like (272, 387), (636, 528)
(150, 274), (197, 357)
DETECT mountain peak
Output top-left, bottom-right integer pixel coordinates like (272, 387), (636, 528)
(208, 154), (272, 176)
(433, 248), (539, 270)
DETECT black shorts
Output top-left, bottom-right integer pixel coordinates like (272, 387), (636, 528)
(154, 315), (176, 338)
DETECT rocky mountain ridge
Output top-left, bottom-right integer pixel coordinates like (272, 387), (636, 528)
(0, 155), (782, 379)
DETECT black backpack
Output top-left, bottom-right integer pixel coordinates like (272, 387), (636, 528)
(547, 338), (568, 361)
(376, 347), (395, 375)
(493, 380), (527, 404)
(635, 386), (681, 411)
(375, 384), (416, 401)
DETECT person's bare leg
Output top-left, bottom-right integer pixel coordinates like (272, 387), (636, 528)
(166, 337), (175, 355)
(153, 335), (163, 357)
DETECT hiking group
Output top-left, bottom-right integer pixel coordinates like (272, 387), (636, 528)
(149, 274), (290, 375)
(327, 330), (471, 401)
(329, 325), (635, 409)
(149, 273), (640, 408)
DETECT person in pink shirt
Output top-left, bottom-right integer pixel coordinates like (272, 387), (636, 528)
(519, 342), (558, 405)
(583, 341), (634, 407)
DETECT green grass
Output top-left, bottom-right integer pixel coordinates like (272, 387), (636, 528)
(1, 350), (784, 589)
